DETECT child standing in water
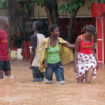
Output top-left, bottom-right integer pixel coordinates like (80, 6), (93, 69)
(39, 24), (75, 85)
(0, 16), (13, 79)
(30, 21), (45, 82)
(75, 25), (97, 83)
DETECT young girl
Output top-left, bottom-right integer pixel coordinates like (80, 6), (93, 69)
(75, 24), (97, 83)
(38, 24), (75, 85)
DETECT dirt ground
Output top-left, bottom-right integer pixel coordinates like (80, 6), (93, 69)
(0, 60), (105, 105)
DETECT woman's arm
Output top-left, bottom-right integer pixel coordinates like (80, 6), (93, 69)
(93, 46), (98, 69)
(74, 36), (81, 73)
(58, 37), (75, 49)
(29, 35), (37, 68)
(30, 48), (35, 66)
(43, 59), (48, 68)
(61, 43), (75, 49)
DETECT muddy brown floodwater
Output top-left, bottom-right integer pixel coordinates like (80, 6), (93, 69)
(0, 60), (105, 105)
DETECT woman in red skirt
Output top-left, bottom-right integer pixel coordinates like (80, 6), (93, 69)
(75, 25), (97, 83)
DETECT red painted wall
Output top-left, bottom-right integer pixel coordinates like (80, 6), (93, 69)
(103, 16), (105, 64)
(92, 3), (105, 64)
(96, 18), (103, 63)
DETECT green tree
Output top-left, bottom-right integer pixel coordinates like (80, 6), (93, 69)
(8, 0), (34, 42)
(59, 0), (86, 42)
(94, 0), (105, 3)
(0, 0), (8, 9)
(60, 0), (105, 42)
(36, 0), (59, 25)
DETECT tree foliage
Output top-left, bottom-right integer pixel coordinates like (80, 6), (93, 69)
(59, 0), (85, 14)
(35, 0), (45, 6)
(0, 0), (8, 9)
(59, 0), (105, 14)
(7, 0), (105, 43)
(59, 0), (86, 42)
(35, 0), (53, 7)
(8, 0), (35, 45)
(94, 0), (105, 3)
(35, 0), (59, 25)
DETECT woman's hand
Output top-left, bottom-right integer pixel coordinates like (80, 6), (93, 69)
(61, 43), (75, 49)
(29, 63), (32, 69)
(43, 60), (48, 68)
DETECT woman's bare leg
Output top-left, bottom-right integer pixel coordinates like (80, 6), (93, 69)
(0, 70), (4, 79)
(85, 69), (94, 83)
(77, 75), (84, 83)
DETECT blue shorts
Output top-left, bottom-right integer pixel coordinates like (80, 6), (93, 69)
(0, 61), (11, 71)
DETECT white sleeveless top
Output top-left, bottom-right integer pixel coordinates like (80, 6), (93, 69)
(32, 33), (45, 67)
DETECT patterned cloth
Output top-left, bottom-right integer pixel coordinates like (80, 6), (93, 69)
(76, 52), (97, 79)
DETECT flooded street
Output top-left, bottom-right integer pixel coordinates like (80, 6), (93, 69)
(0, 60), (105, 105)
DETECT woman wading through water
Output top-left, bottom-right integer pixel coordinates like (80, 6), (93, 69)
(39, 24), (75, 85)
(75, 24), (97, 83)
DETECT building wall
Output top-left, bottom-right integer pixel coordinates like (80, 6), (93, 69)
(0, 0), (92, 18)
(33, 3), (46, 18)
(33, 0), (92, 18)
(77, 0), (91, 16)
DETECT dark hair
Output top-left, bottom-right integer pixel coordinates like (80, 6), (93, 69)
(33, 20), (43, 32)
(48, 24), (58, 33)
(0, 16), (8, 26)
(33, 20), (48, 37)
(85, 24), (96, 36)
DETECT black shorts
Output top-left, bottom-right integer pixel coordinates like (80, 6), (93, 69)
(0, 61), (11, 71)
